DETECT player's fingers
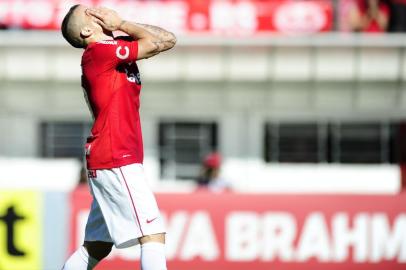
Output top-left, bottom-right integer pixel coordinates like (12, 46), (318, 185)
(99, 7), (117, 18)
(98, 6), (112, 14)
(89, 14), (106, 28)
(87, 8), (104, 20)
(95, 19), (107, 29)
(95, 7), (110, 16)
(87, 8), (102, 16)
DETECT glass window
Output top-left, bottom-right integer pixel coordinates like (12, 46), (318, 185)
(159, 122), (218, 180)
(265, 123), (328, 163)
(264, 121), (402, 164)
(331, 123), (390, 163)
(392, 122), (406, 164)
(40, 121), (91, 159)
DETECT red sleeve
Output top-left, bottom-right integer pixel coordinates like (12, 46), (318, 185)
(90, 39), (138, 70)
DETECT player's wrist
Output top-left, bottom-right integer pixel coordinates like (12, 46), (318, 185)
(118, 20), (127, 31)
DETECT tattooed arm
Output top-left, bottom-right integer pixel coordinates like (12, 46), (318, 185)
(87, 7), (177, 59)
(133, 23), (177, 53)
(119, 21), (177, 59)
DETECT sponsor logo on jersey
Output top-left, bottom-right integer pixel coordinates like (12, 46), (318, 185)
(98, 40), (118, 45)
(123, 62), (141, 84)
(146, 217), (158, 224)
(116, 46), (130, 60)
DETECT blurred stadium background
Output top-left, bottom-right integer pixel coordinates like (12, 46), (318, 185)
(1, 0), (406, 269)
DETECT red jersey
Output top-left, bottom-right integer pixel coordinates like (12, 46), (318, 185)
(81, 37), (143, 169)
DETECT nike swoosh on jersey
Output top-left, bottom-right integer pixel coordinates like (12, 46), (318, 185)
(146, 217), (158, 224)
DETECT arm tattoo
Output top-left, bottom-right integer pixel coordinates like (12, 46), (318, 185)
(137, 24), (171, 39)
(124, 22), (176, 55)
(136, 23), (177, 47)
(152, 40), (175, 53)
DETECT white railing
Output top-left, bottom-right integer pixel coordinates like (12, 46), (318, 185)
(2, 31), (406, 47)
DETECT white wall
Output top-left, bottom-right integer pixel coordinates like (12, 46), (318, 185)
(0, 158), (400, 194)
(1, 32), (406, 161)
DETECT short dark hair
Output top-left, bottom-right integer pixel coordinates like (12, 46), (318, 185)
(61, 5), (84, 48)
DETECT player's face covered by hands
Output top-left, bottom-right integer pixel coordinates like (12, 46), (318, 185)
(86, 7), (123, 32)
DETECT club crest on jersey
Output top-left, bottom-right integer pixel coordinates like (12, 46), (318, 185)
(116, 46), (129, 60)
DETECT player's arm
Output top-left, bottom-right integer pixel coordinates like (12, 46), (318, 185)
(87, 7), (176, 60)
(130, 23), (177, 54)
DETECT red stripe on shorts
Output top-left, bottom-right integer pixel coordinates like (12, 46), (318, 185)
(119, 167), (145, 236)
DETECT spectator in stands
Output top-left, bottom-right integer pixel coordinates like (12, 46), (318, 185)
(349, 0), (390, 32)
(389, 0), (406, 32)
(197, 152), (231, 192)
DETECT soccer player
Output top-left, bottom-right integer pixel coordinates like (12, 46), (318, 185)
(60, 5), (176, 270)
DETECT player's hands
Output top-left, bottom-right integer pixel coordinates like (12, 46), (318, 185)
(86, 7), (123, 32)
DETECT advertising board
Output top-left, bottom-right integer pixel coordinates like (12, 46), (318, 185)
(0, 0), (333, 34)
(0, 191), (43, 270)
(70, 189), (406, 270)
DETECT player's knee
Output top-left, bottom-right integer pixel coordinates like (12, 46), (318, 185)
(139, 233), (166, 245)
(84, 241), (113, 261)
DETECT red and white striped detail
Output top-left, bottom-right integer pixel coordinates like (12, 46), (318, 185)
(119, 167), (145, 236)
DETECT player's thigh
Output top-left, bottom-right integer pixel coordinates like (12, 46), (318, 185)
(88, 164), (165, 248)
(139, 233), (166, 245)
(118, 164), (165, 237)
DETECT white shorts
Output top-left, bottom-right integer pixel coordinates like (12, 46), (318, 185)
(84, 163), (165, 249)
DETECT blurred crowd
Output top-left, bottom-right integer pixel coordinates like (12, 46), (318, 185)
(347, 0), (406, 32)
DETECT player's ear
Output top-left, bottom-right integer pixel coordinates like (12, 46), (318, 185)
(80, 27), (93, 38)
